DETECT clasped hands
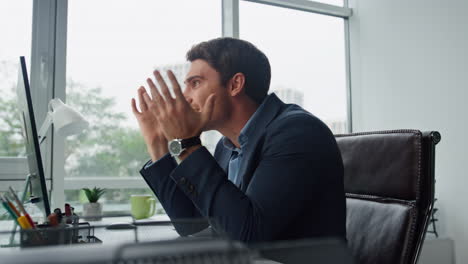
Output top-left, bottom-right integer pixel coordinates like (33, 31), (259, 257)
(131, 70), (215, 162)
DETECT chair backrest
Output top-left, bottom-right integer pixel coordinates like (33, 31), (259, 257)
(335, 130), (440, 264)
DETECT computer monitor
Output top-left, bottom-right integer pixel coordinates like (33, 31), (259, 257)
(16, 56), (51, 217)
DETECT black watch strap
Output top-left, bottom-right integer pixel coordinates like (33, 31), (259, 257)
(180, 136), (201, 149)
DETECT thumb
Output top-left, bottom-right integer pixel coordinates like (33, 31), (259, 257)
(201, 94), (216, 126)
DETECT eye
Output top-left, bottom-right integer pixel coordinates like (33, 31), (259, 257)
(192, 80), (201, 87)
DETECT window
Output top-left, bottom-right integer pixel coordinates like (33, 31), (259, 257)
(0, 0), (351, 215)
(65, 188), (164, 215)
(65, 0), (221, 212)
(0, 1), (33, 158)
(240, 1), (348, 133)
(307, 0), (343, 6)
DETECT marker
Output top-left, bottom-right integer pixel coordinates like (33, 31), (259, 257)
(0, 197), (20, 225)
(3, 195), (20, 218)
(47, 213), (59, 227)
(54, 208), (63, 224)
(8, 187), (36, 228)
(17, 215), (32, 230)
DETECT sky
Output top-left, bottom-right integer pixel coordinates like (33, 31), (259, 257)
(1, 0), (347, 130)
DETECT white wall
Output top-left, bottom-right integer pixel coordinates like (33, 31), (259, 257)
(348, 0), (468, 263)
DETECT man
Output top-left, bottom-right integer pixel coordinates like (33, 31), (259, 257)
(132, 37), (346, 243)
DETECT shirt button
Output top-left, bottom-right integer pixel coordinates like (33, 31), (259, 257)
(188, 184), (195, 193)
(179, 177), (187, 185)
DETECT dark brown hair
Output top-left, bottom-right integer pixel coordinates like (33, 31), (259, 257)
(186, 37), (271, 105)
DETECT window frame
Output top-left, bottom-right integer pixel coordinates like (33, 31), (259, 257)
(0, 0), (62, 198)
(1, 0), (353, 210)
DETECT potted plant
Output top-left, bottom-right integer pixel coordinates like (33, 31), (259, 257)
(82, 187), (105, 221)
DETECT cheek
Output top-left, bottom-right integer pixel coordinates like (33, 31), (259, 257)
(191, 93), (208, 111)
(214, 95), (230, 118)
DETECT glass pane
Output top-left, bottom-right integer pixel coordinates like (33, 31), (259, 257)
(0, 1), (32, 157)
(240, 1), (347, 134)
(65, 188), (163, 215)
(307, 0), (343, 6)
(65, 0), (221, 181)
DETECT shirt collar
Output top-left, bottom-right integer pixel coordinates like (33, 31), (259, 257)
(222, 93), (282, 151)
(222, 136), (240, 152)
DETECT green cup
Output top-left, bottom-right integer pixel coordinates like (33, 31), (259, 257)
(130, 194), (156, 220)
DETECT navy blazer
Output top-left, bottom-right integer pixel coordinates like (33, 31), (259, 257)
(140, 93), (346, 243)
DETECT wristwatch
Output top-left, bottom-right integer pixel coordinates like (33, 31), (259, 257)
(168, 136), (201, 157)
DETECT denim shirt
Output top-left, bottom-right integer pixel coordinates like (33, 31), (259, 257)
(222, 97), (269, 186)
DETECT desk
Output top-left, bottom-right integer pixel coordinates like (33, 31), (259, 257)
(1, 216), (349, 264)
(0, 219), (283, 264)
(0, 214), (176, 249)
(89, 214), (180, 244)
(0, 215), (246, 264)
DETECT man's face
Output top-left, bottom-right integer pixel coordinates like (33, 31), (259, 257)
(183, 59), (231, 131)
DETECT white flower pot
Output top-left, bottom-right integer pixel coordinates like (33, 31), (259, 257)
(83, 202), (102, 221)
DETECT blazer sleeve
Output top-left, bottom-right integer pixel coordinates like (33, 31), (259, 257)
(169, 115), (337, 242)
(140, 153), (208, 235)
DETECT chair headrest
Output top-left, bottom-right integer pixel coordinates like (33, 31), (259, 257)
(335, 130), (422, 201)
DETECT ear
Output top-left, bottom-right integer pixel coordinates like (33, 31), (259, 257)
(228, 73), (246, 97)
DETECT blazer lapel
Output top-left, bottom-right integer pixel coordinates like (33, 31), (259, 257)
(236, 94), (285, 192)
(215, 143), (231, 174)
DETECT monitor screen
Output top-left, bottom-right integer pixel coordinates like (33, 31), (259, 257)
(16, 56), (51, 217)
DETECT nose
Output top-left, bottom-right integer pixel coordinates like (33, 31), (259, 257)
(183, 87), (193, 103)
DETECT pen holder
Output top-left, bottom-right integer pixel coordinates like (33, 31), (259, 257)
(19, 222), (101, 248)
(20, 224), (74, 247)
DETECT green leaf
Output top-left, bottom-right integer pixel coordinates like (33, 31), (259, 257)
(81, 187), (106, 203)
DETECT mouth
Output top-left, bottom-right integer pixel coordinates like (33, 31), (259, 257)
(191, 105), (201, 112)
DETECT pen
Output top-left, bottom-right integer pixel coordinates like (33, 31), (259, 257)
(47, 213), (59, 227)
(54, 208), (63, 224)
(65, 203), (71, 216)
(8, 187), (36, 229)
(17, 215), (32, 230)
(64, 203), (72, 224)
(3, 195), (20, 218)
(0, 196), (20, 225)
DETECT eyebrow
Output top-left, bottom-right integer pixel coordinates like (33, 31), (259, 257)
(184, 75), (204, 84)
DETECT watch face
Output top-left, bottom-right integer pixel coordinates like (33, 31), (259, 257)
(169, 140), (182, 156)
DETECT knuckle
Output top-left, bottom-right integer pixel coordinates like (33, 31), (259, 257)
(168, 106), (177, 115)
(158, 111), (167, 119)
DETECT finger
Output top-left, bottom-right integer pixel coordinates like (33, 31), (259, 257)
(142, 91), (153, 107)
(131, 98), (140, 116)
(142, 91), (162, 115)
(137, 86), (148, 111)
(146, 77), (158, 100)
(201, 94), (216, 125)
(153, 70), (174, 102)
(146, 78), (166, 108)
(167, 70), (184, 99)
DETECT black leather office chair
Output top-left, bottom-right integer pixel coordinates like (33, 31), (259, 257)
(335, 130), (440, 264)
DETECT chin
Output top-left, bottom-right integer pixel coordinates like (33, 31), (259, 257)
(202, 119), (218, 132)
(202, 123), (214, 132)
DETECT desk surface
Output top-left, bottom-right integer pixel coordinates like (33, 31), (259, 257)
(93, 214), (180, 244)
(0, 215), (282, 264)
(91, 214), (177, 241)
(0, 214), (177, 250)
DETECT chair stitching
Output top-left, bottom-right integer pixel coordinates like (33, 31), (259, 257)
(406, 132), (422, 264)
(334, 129), (420, 138)
(402, 207), (418, 264)
(346, 193), (415, 206)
